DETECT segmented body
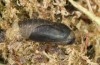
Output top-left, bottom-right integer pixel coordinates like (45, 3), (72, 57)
(18, 18), (75, 44)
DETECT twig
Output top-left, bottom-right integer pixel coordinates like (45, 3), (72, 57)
(86, 0), (93, 13)
(85, 32), (89, 51)
(68, 0), (100, 26)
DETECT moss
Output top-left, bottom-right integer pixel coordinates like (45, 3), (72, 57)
(0, 0), (99, 65)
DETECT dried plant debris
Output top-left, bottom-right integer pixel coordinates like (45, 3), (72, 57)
(0, 0), (100, 65)
(0, 29), (5, 43)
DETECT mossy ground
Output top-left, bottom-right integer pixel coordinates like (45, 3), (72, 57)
(0, 0), (100, 65)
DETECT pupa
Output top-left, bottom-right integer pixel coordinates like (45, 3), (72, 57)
(18, 18), (75, 44)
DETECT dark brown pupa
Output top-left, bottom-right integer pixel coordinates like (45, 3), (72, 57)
(18, 18), (75, 44)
